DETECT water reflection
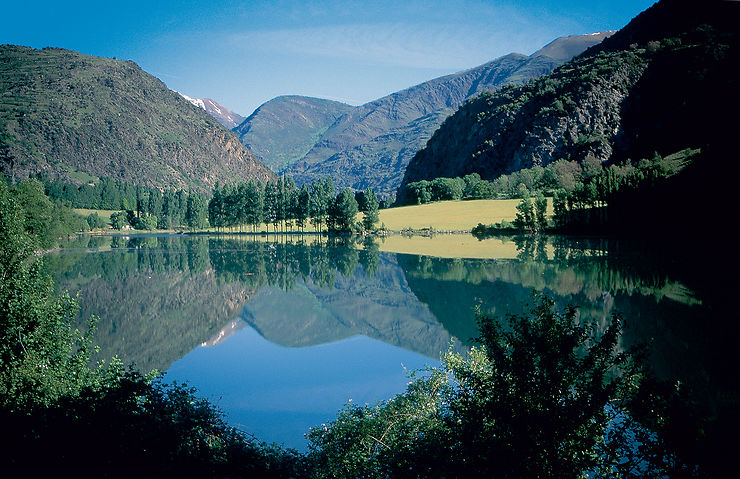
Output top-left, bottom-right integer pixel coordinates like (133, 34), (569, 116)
(46, 233), (709, 376)
(43, 233), (737, 455)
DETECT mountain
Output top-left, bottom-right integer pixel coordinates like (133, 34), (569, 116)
(233, 95), (353, 172)
(532, 31), (616, 61)
(0, 45), (274, 192)
(178, 93), (245, 129)
(262, 33), (611, 196)
(285, 54), (562, 195)
(397, 0), (740, 212)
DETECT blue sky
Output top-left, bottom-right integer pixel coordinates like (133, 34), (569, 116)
(3, 0), (656, 117)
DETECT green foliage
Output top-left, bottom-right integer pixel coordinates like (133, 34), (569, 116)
(86, 212), (107, 229)
(110, 211), (128, 230)
(0, 180), (99, 410)
(329, 188), (359, 232)
(3, 369), (306, 478)
(8, 178), (88, 248)
(307, 295), (651, 478)
(361, 188), (379, 231)
(513, 195), (536, 231)
(186, 193), (208, 229)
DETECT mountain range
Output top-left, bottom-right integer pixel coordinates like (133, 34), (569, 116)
(0, 45), (274, 192)
(234, 32), (614, 196)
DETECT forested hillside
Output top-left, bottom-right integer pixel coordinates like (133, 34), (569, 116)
(399, 0), (740, 220)
(0, 46), (274, 192)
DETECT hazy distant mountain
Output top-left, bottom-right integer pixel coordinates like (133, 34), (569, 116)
(246, 33), (607, 196)
(178, 93), (245, 129)
(0, 46), (274, 192)
(233, 95), (353, 172)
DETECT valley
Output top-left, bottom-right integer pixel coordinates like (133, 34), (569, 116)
(2, 1), (738, 477)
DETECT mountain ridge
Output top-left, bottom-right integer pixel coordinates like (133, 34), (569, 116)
(233, 95), (353, 173)
(237, 32), (613, 196)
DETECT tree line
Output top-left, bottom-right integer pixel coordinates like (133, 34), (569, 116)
(406, 149), (696, 233)
(207, 176), (383, 233)
(39, 173), (387, 233)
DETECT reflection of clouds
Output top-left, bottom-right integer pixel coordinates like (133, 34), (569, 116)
(227, 22), (539, 69)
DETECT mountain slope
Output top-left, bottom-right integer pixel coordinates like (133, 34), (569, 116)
(0, 45), (274, 191)
(233, 95), (353, 172)
(398, 0), (740, 205)
(178, 93), (245, 129)
(277, 32), (611, 196)
(286, 54), (563, 195)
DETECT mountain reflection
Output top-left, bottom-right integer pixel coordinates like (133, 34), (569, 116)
(45, 234), (706, 382)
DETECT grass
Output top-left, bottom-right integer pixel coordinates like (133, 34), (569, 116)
(376, 199), (552, 232)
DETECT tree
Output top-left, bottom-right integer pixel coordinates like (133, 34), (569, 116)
(86, 212), (107, 230)
(552, 189), (569, 229)
(110, 211), (128, 230)
(328, 188), (358, 232)
(0, 180), (96, 409)
(186, 193), (208, 230)
(534, 192), (548, 231)
(514, 195), (535, 231)
(244, 180), (264, 232)
(295, 185), (311, 232)
(361, 188), (379, 232)
(263, 181), (279, 233)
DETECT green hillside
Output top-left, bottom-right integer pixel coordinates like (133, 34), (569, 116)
(0, 45), (274, 192)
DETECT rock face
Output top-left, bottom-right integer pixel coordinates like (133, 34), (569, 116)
(0, 46), (274, 192)
(233, 95), (353, 173)
(398, 50), (647, 197)
(532, 31), (616, 61)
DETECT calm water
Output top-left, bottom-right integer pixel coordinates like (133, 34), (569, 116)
(44, 234), (737, 450)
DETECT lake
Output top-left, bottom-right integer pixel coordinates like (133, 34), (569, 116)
(44, 233), (737, 451)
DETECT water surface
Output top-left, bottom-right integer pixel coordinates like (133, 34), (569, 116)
(45, 233), (735, 450)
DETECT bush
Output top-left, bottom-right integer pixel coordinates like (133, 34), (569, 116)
(307, 295), (653, 478)
(87, 212), (107, 229)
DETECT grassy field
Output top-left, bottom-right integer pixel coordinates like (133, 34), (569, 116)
(376, 199), (551, 232)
